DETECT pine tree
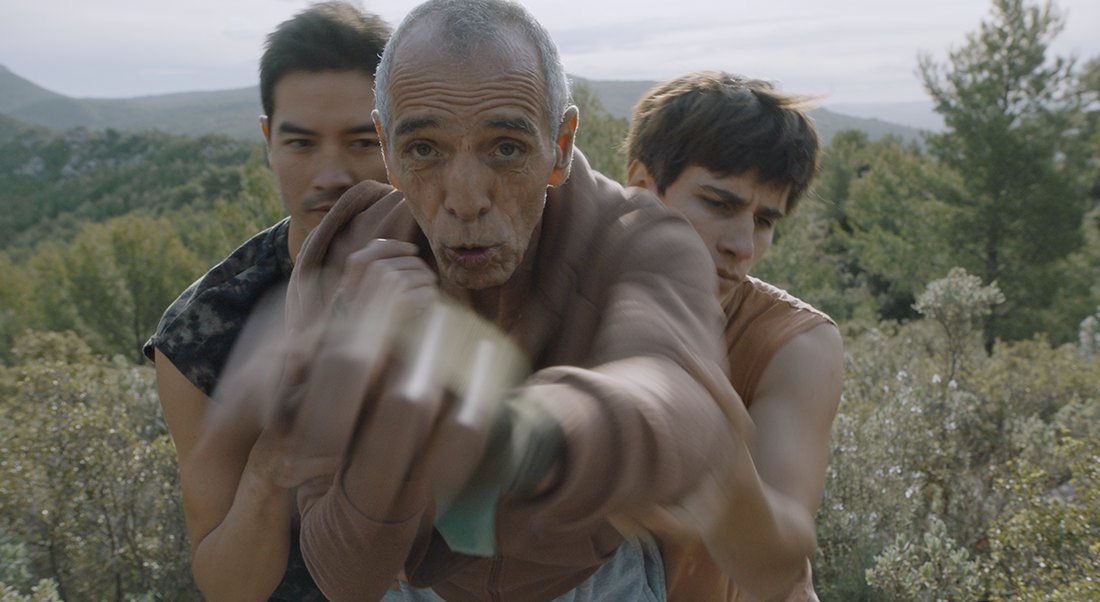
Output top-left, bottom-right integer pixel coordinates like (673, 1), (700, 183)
(919, 0), (1087, 343)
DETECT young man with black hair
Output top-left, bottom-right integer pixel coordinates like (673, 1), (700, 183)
(144, 3), (391, 598)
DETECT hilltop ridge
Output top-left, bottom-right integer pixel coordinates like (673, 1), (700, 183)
(0, 65), (928, 146)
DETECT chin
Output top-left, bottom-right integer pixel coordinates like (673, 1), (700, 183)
(444, 263), (513, 290)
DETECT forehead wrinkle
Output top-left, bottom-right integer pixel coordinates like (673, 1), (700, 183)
(387, 60), (548, 119)
(392, 76), (543, 103)
(390, 84), (547, 132)
(486, 117), (536, 135)
(395, 116), (440, 137)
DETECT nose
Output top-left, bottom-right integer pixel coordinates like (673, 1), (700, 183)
(442, 157), (491, 220)
(717, 215), (755, 261)
(313, 147), (356, 191)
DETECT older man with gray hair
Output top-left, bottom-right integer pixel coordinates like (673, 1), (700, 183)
(203, 0), (751, 600)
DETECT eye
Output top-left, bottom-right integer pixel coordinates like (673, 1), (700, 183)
(350, 138), (380, 149)
(285, 138), (313, 149)
(701, 196), (730, 212)
(493, 140), (527, 160)
(755, 215), (775, 228)
(408, 142), (438, 159)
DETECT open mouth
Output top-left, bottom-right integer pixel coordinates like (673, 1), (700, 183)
(445, 245), (496, 268)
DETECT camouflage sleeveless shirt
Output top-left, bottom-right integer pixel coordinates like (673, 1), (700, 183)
(143, 218), (328, 600)
(143, 218), (294, 395)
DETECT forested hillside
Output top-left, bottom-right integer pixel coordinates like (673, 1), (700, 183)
(1, 0), (1098, 599)
(0, 125), (256, 252)
(0, 64), (923, 147)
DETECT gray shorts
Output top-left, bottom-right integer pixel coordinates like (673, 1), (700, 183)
(382, 535), (667, 602)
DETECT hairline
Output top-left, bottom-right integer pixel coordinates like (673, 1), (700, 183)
(373, 0), (571, 143)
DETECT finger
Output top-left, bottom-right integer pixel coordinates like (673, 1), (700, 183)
(286, 285), (403, 460)
(341, 304), (453, 514)
(341, 257), (437, 317)
(423, 339), (511, 509)
(210, 316), (294, 434)
(341, 239), (422, 295)
(341, 372), (446, 515)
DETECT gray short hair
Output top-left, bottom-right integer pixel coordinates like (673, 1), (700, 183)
(374, 0), (571, 138)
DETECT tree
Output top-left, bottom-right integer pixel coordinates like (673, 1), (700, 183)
(914, 267), (1005, 383)
(0, 253), (34, 363)
(62, 215), (201, 361)
(754, 129), (880, 323)
(0, 331), (197, 599)
(840, 139), (963, 322)
(919, 0), (1087, 344)
(571, 82), (629, 183)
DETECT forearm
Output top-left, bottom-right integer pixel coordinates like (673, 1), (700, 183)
(703, 443), (816, 601)
(494, 357), (737, 557)
(191, 469), (294, 600)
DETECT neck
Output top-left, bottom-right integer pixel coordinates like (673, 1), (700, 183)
(722, 277), (749, 314)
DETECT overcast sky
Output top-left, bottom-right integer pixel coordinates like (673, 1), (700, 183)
(4, 0), (1098, 105)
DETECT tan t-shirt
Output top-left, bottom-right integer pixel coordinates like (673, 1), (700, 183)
(658, 276), (835, 602)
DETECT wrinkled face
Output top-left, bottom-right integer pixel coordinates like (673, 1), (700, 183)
(377, 26), (573, 290)
(646, 165), (788, 299)
(263, 70), (387, 242)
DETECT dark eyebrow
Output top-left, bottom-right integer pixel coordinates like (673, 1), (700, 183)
(701, 184), (749, 207)
(343, 124), (378, 136)
(759, 206), (786, 221)
(395, 117), (440, 137)
(487, 117), (537, 135)
(701, 184), (787, 220)
(277, 122), (317, 136)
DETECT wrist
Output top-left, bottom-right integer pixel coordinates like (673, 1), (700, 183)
(504, 397), (563, 498)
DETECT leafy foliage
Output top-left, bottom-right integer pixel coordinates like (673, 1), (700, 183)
(815, 269), (1100, 600)
(919, 0), (1089, 344)
(0, 127), (253, 253)
(759, 1), (1100, 345)
(0, 154), (282, 363)
(572, 81), (629, 184)
(914, 267), (1005, 382)
(0, 332), (199, 600)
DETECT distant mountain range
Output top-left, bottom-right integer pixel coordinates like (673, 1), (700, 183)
(1, 64), (931, 146)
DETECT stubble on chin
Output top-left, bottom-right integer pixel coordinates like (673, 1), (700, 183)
(439, 252), (517, 290)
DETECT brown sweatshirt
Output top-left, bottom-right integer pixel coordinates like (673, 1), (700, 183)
(285, 150), (741, 602)
(657, 276), (836, 602)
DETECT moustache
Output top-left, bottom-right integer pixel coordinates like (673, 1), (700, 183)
(302, 189), (348, 212)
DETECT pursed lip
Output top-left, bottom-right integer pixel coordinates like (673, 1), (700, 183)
(444, 244), (499, 268)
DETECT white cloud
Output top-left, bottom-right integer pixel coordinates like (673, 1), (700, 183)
(2, 0), (1097, 103)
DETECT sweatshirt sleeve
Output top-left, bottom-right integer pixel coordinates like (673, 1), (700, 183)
(495, 208), (743, 558)
(296, 475), (433, 602)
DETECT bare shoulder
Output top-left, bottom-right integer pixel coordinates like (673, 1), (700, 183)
(756, 322), (843, 411)
(154, 348), (212, 464)
(748, 322), (843, 511)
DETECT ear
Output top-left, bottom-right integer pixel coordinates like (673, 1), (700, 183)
(547, 105), (579, 188)
(260, 115), (272, 146)
(626, 159), (656, 191)
(372, 109), (400, 190)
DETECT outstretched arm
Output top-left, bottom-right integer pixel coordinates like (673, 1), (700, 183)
(704, 323), (843, 600)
